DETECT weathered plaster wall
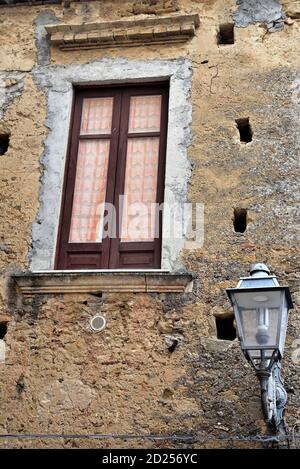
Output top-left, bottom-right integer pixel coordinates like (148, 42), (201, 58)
(234, 0), (285, 27)
(0, 0), (300, 449)
(0, 74), (47, 310)
(34, 11), (58, 66)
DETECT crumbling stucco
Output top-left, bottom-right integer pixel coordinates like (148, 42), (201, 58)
(131, 0), (179, 15)
(283, 1), (300, 18)
(233, 0), (286, 29)
(0, 72), (24, 120)
(34, 11), (58, 66)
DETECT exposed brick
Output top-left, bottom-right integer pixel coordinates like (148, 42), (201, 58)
(131, 0), (179, 15)
(180, 22), (195, 36)
(99, 30), (114, 42)
(63, 32), (75, 43)
(46, 14), (199, 50)
(166, 24), (181, 36)
(153, 25), (170, 39)
(113, 29), (128, 42)
(50, 32), (65, 45)
(74, 32), (88, 44)
(87, 31), (101, 43)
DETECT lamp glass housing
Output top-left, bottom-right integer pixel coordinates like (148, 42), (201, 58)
(227, 271), (292, 363)
(230, 289), (289, 358)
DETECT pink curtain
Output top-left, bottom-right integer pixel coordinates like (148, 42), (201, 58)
(80, 97), (113, 135)
(128, 95), (162, 133)
(69, 95), (162, 244)
(69, 140), (110, 242)
(121, 95), (162, 242)
(121, 137), (159, 242)
(69, 97), (114, 243)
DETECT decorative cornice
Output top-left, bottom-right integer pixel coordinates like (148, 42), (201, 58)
(45, 14), (200, 50)
(12, 271), (194, 296)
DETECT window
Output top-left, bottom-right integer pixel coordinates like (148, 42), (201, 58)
(56, 83), (169, 270)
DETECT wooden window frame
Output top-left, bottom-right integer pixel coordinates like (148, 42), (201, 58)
(55, 82), (169, 270)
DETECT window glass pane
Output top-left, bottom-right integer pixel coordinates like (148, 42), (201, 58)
(128, 95), (162, 133)
(80, 97), (113, 135)
(69, 140), (110, 242)
(121, 137), (159, 242)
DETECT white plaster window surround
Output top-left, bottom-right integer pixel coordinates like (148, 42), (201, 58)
(0, 339), (5, 363)
(31, 58), (192, 272)
(13, 271), (194, 296)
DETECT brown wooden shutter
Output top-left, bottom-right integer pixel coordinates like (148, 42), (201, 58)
(109, 86), (168, 268)
(56, 83), (169, 270)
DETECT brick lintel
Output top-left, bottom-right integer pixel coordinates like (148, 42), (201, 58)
(45, 13), (200, 50)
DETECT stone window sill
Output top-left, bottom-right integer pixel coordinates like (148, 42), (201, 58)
(0, 0), (61, 6)
(12, 271), (194, 296)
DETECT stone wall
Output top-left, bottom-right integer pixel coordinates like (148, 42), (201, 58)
(0, 0), (299, 449)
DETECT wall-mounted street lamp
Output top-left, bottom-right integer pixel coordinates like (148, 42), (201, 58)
(226, 263), (293, 433)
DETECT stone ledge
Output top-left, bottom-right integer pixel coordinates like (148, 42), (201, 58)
(45, 14), (200, 50)
(12, 271), (195, 296)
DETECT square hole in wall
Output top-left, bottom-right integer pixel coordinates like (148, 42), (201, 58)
(233, 207), (247, 233)
(215, 316), (236, 341)
(217, 24), (234, 45)
(0, 134), (10, 155)
(0, 322), (7, 339)
(236, 118), (253, 143)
